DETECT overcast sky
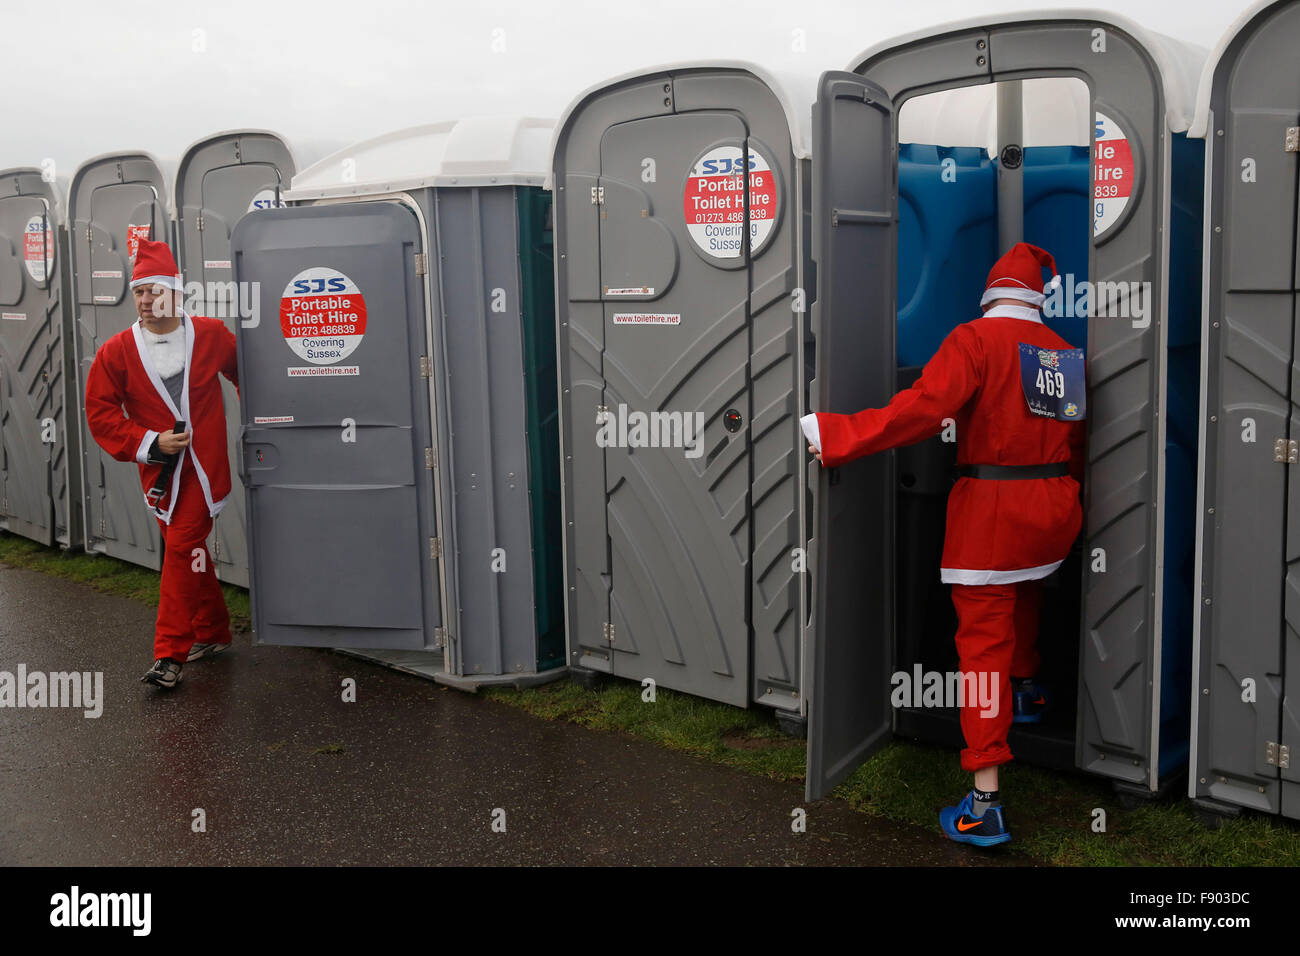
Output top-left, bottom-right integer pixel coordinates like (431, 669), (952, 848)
(0, 0), (1261, 179)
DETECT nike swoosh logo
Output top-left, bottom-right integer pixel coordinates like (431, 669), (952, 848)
(956, 817), (983, 832)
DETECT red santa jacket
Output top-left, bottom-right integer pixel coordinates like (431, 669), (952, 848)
(84, 311), (238, 524)
(808, 304), (1085, 583)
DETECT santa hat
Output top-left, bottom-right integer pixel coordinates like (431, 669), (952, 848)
(980, 242), (1060, 308)
(129, 237), (183, 292)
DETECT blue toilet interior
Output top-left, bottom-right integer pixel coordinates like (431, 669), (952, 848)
(889, 121), (1201, 782)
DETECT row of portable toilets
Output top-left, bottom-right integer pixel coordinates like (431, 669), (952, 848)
(0, 3), (1297, 821)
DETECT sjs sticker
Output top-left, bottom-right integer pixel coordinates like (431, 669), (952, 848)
(683, 145), (778, 260)
(1093, 112), (1135, 239)
(279, 267), (368, 366)
(248, 189), (286, 213)
(23, 215), (53, 282)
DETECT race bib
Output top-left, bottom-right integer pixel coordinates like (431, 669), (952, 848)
(1018, 343), (1086, 421)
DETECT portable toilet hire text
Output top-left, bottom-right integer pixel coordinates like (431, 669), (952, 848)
(68, 150), (173, 570)
(1190, 0), (1300, 824)
(0, 166), (80, 550)
(551, 9), (1207, 801)
(230, 116), (565, 689)
(173, 129), (299, 589)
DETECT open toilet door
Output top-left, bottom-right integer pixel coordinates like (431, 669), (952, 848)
(805, 71), (898, 800)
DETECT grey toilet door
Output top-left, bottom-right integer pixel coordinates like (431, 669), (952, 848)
(186, 159), (288, 588)
(232, 200), (442, 650)
(1284, 156), (1300, 818)
(1196, 0), (1300, 817)
(74, 168), (168, 570)
(596, 111), (753, 705)
(805, 72), (898, 801)
(0, 194), (57, 545)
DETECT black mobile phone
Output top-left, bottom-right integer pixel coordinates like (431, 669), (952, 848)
(173, 420), (186, 434)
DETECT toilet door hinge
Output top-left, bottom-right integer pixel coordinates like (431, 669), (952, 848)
(590, 186), (604, 205)
(1266, 741), (1291, 768)
(195, 215), (205, 231)
(433, 626), (447, 650)
(1274, 438), (1298, 463)
(1285, 127), (1299, 152)
(425, 447), (436, 469)
(419, 355), (432, 378)
(601, 621), (615, 644)
(414, 252), (427, 275)
(429, 537), (442, 560)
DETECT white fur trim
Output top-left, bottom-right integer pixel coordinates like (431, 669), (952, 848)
(982, 304), (1042, 323)
(799, 412), (821, 452)
(940, 559), (1064, 585)
(130, 273), (183, 291)
(135, 429), (159, 465)
(981, 286), (1046, 307)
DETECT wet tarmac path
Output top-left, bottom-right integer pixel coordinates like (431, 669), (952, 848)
(0, 562), (1024, 866)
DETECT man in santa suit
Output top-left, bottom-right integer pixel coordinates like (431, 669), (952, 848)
(84, 238), (239, 689)
(801, 242), (1085, 846)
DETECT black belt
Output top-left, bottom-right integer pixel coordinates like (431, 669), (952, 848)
(957, 462), (1070, 480)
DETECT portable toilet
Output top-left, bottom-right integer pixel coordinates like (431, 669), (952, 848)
(0, 167), (80, 549)
(850, 15), (1205, 802)
(1190, 0), (1300, 823)
(550, 10), (1206, 801)
(173, 129), (299, 588)
(68, 151), (173, 570)
(230, 116), (565, 689)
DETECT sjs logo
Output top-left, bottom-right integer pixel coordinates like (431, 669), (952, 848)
(292, 276), (348, 294)
(247, 188), (287, 213)
(699, 155), (758, 175)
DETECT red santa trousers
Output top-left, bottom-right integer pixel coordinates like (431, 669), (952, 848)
(153, 464), (231, 662)
(950, 578), (1043, 771)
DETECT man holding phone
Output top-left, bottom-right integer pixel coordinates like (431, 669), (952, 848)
(85, 238), (240, 689)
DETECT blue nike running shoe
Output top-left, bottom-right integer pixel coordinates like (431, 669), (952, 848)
(939, 790), (1012, 847)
